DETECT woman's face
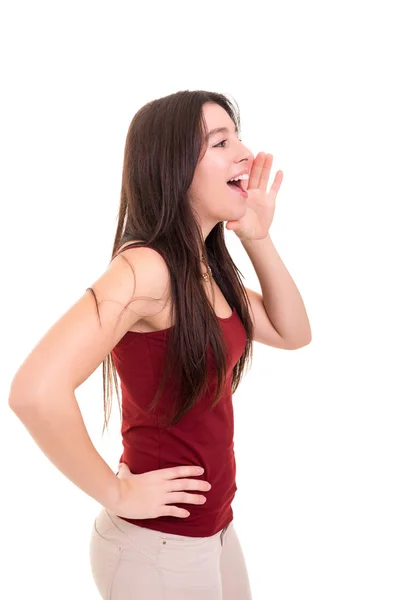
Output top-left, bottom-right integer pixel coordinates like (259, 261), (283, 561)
(188, 101), (254, 238)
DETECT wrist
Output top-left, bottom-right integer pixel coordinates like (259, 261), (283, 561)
(100, 472), (122, 514)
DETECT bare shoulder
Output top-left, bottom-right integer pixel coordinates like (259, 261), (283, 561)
(113, 239), (170, 302)
(8, 239), (169, 404)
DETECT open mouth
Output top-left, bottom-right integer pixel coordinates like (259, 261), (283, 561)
(227, 178), (248, 197)
(227, 179), (244, 191)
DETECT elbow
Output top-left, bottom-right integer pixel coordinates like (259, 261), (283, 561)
(8, 377), (42, 413)
(285, 335), (312, 350)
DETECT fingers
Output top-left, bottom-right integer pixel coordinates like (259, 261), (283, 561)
(166, 478), (211, 493)
(160, 506), (191, 518)
(165, 492), (207, 505)
(159, 465), (205, 479)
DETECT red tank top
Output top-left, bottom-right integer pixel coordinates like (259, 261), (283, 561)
(111, 241), (247, 537)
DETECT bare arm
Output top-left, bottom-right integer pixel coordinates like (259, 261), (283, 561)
(9, 387), (122, 512)
(8, 246), (168, 512)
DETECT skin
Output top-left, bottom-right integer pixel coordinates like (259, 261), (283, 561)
(188, 101), (254, 245)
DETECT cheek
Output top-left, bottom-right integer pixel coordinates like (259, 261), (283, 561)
(198, 154), (227, 180)
(192, 169), (220, 193)
(191, 155), (230, 199)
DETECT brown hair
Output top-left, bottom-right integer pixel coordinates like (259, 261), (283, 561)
(92, 90), (254, 433)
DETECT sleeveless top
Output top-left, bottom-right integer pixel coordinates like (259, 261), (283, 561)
(111, 241), (247, 537)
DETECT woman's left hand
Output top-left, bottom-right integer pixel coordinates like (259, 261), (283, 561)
(225, 152), (283, 242)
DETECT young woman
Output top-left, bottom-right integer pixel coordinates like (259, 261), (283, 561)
(9, 90), (311, 599)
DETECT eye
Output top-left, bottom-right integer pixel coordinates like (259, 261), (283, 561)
(213, 137), (243, 148)
(214, 139), (228, 148)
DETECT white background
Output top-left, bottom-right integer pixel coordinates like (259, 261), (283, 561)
(1, 1), (399, 598)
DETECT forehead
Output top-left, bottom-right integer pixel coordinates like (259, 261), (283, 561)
(202, 101), (236, 131)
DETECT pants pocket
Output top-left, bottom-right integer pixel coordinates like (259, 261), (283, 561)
(103, 510), (160, 561)
(157, 531), (223, 598)
(90, 519), (122, 600)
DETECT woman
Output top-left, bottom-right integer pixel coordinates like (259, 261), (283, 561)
(9, 90), (311, 599)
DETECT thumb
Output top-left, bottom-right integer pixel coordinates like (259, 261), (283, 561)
(117, 462), (132, 477)
(225, 221), (238, 231)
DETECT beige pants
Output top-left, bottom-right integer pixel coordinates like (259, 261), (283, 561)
(90, 507), (252, 599)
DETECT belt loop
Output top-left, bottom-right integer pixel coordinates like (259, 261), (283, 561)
(220, 525), (228, 546)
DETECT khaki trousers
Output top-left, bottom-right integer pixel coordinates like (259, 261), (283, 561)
(90, 507), (252, 599)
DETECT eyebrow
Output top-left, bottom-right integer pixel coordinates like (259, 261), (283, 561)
(205, 126), (239, 141)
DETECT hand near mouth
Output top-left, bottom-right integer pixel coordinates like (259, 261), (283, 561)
(225, 152), (283, 242)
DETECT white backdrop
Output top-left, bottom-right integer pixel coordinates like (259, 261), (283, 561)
(1, 1), (399, 598)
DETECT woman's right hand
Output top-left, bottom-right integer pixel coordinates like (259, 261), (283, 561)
(113, 462), (212, 519)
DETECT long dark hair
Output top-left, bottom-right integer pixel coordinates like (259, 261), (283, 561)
(93, 90), (254, 433)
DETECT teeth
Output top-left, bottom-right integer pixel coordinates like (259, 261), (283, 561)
(228, 174), (249, 182)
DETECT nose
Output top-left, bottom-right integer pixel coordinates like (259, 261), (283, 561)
(237, 152), (253, 171)
(238, 142), (253, 165)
